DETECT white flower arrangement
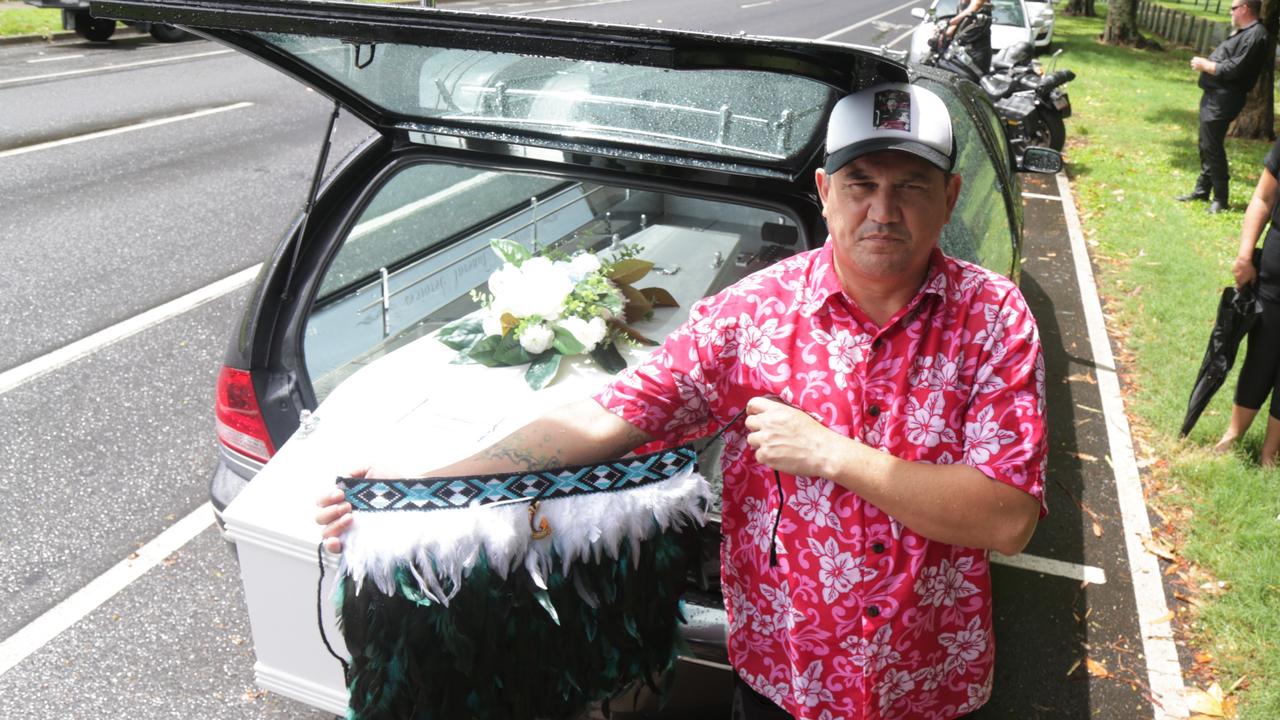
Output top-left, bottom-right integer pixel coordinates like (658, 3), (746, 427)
(438, 239), (677, 389)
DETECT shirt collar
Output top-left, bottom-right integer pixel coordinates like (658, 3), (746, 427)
(803, 238), (950, 317)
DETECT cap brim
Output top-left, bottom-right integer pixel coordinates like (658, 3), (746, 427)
(824, 138), (953, 174)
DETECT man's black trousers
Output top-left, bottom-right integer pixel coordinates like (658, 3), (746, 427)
(1194, 91), (1247, 204)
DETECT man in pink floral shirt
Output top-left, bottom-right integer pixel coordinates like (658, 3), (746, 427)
(321, 81), (1046, 720)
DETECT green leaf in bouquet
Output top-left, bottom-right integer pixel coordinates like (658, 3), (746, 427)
(493, 333), (534, 366)
(525, 352), (562, 390)
(552, 327), (586, 356)
(437, 318), (487, 351)
(590, 342), (628, 374)
(607, 258), (654, 285)
(460, 335), (505, 367)
(639, 286), (679, 308)
(490, 238), (532, 267)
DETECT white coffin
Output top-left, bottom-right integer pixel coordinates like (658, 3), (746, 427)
(222, 226), (742, 713)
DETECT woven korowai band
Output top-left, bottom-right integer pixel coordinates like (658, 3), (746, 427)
(338, 446), (699, 512)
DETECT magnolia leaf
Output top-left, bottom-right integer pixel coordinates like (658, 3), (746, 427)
(552, 327), (586, 356)
(640, 286), (679, 308)
(461, 335), (505, 367)
(525, 353), (562, 390)
(591, 343), (628, 374)
(493, 334), (533, 366)
(614, 321), (658, 346)
(609, 258), (655, 285)
(500, 313), (520, 336)
(490, 237), (532, 266)
(438, 318), (487, 351)
(1185, 684), (1225, 716)
(619, 284), (653, 323)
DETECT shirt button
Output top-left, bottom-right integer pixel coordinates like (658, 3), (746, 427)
(871, 542), (885, 553)
(865, 605), (880, 618)
(868, 404), (881, 418)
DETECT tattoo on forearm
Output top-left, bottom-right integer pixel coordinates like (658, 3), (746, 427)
(479, 432), (565, 471)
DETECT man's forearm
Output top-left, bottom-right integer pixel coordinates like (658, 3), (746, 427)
(429, 399), (653, 476)
(822, 439), (1040, 556)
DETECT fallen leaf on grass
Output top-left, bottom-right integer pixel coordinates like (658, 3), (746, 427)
(1185, 683), (1225, 716)
(1085, 658), (1110, 678)
(1194, 651), (1214, 664)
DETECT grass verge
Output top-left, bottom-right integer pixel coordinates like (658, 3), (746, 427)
(1053, 10), (1279, 718)
(0, 5), (62, 38)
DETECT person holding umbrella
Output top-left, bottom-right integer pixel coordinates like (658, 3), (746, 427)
(1212, 139), (1280, 465)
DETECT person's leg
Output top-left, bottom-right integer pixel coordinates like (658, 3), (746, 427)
(1214, 404), (1260, 452)
(1201, 116), (1232, 206)
(1259, 415), (1280, 468)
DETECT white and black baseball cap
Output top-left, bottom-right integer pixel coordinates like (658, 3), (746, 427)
(824, 82), (955, 174)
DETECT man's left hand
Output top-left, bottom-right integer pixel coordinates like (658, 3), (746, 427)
(744, 396), (852, 478)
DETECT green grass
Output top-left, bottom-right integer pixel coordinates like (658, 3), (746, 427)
(1053, 11), (1280, 716)
(0, 5), (63, 37)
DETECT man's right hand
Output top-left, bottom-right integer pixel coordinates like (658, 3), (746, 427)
(1233, 254), (1258, 288)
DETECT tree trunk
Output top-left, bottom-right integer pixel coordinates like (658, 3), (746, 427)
(1063, 0), (1096, 16)
(1103, 0), (1142, 45)
(1230, 0), (1279, 140)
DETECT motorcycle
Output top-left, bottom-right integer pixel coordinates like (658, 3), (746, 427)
(918, 13), (1074, 157)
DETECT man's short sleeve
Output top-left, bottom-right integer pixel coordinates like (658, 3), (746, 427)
(593, 295), (724, 445)
(1264, 137), (1280, 180)
(960, 287), (1048, 515)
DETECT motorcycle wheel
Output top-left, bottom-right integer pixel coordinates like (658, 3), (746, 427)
(1026, 109), (1066, 152)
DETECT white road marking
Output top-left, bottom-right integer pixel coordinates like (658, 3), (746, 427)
(1056, 172), (1189, 719)
(0, 503), (215, 677)
(507, 0), (632, 14)
(818, 0), (927, 41)
(0, 102), (253, 160)
(26, 54), (85, 64)
(0, 49), (233, 86)
(884, 24), (919, 48)
(0, 264), (261, 397)
(741, 0), (775, 8)
(991, 552), (1107, 584)
(1023, 192), (1063, 201)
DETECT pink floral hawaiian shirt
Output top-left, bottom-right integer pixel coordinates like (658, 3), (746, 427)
(594, 240), (1047, 720)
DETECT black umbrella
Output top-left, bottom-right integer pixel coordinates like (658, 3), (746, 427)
(1180, 283), (1262, 437)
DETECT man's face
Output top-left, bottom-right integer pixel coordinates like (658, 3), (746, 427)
(815, 150), (961, 287)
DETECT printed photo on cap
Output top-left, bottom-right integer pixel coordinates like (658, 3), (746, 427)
(873, 89), (911, 132)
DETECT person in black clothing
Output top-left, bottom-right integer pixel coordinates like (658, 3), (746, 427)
(1214, 138), (1280, 466)
(1176, 0), (1269, 214)
(946, 0), (993, 75)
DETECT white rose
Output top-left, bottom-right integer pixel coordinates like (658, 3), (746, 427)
(482, 314), (505, 338)
(488, 256), (574, 321)
(519, 323), (555, 355)
(567, 253), (602, 283)
(557, 315), (608, 353)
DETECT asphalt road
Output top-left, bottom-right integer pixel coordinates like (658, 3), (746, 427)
(0, 1), (1185, 718)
